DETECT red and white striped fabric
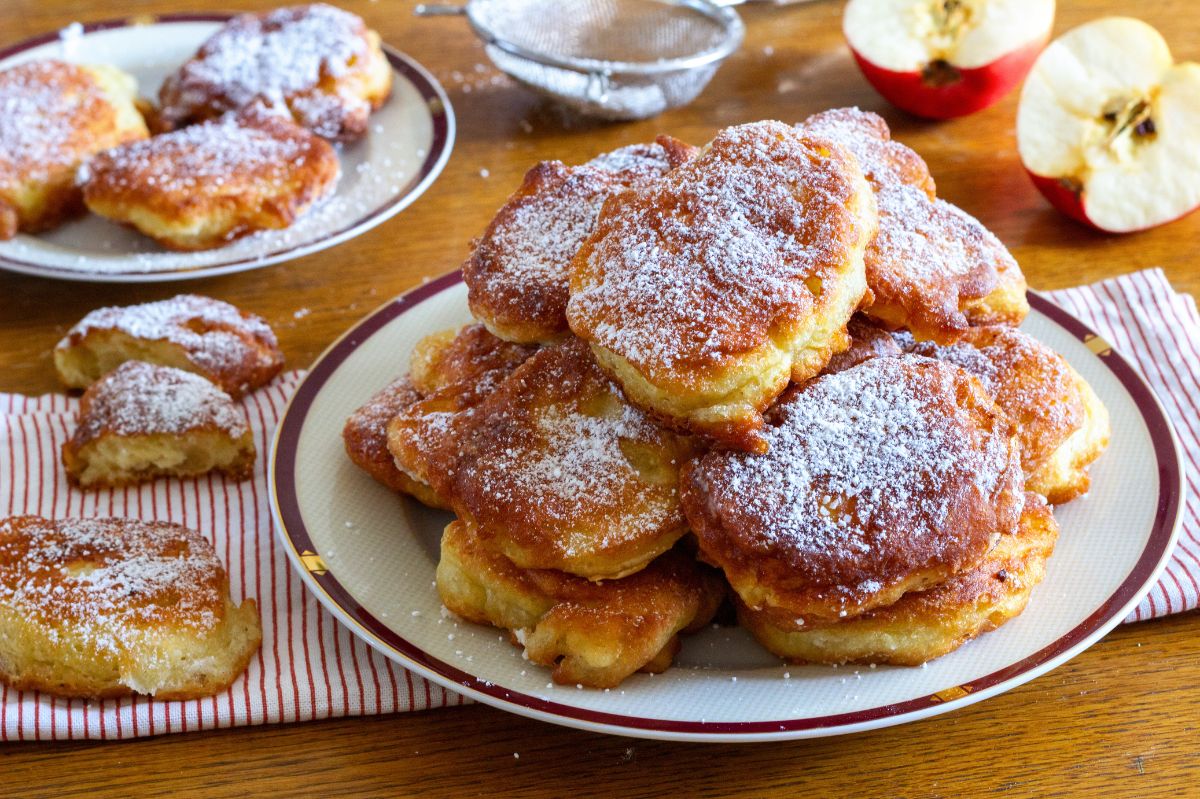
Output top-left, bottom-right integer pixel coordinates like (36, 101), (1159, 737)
(0, 374), (465, 742)
(1047, 268), (1200, 622)
(0, 268), (1195, 740)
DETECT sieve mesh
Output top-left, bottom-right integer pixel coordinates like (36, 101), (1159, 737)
(468, 0), (731, 65)
(486, 46), (719, 120)
(421, 0), (745, 119)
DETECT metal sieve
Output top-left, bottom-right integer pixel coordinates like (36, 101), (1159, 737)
(415, 0), (791, 120)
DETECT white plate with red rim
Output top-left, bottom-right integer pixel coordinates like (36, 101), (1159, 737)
(269, 273), (1183, 743)
(0, 15), (454, 282)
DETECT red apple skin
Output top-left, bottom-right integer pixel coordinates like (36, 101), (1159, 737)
(1027, 171), (1097, 229)
(850, 34), (1049, 119)
(1027, 169), (1200, 233)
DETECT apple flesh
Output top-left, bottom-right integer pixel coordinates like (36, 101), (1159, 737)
(1017, 17), (1200, 233)
(844, 0), (1055, 119)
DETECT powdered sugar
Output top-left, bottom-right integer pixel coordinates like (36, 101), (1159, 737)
(732, 358), (964, 550)
(905, 335), (1001, 390)
(568, 121), (861, 374)
(688, 356), (1021, 599)
(800, 106), (930, 193)
(905, 328), (1084, 471)
(61, 294), (278, 379)
(0, 61), (106, 180)
(84, 112), (334, 196)
(75, 361), (248, 440)
(0, 516), (224, 655)
(585, 142), (673, 178)
(799, 107), (1020, 335)
(57, 23), (85, 60)
(434, 341), (689, 563)
(471, 387), (664, 531)
(479, 165), (612, 307)
(465, 143), (677, 335)
(873, 184), (1009, 284)
(159, 4), (371, 136)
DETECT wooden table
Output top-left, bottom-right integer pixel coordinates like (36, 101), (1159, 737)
(3, 0), (1199, 796)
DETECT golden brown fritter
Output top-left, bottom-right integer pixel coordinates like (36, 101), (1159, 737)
(343, 324), (535, 506)
(55, 294), (284, 399)
(342, 375), (444, 504)
(800, 108), (1029, 343)
(0, 515), (261, 699)
(903, 326), (1111, 503)
(681, 355), (1024, 626)
(0, 59), (147, 239)
(390, 338), (702, 580)
(157, 3), (392, 141)
(568, 120), (876, 453)
(82, 109), (339, 251)
(407, 323), (539, 396)
(738, 494), (1058, 666)
(437, 519), (724, 688)
(62, 361), (256, 488)
(464, 139), (696, 343)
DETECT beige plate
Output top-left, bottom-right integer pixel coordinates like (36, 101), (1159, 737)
(270, 274), (1183, 742)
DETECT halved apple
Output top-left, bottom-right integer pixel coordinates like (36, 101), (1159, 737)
(844, 0), (1055, 119)
(1017, 17), (1200, 233)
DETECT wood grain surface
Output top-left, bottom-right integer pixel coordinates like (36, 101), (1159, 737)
(2, 1), (1198, 796)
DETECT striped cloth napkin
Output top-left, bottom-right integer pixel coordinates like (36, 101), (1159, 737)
(1047, 268), (1200, 620)
(0, 375), (464, 742)
(0, 268), (1195, 741)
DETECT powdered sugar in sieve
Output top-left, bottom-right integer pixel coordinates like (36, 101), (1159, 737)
(416, 0), (744, 120)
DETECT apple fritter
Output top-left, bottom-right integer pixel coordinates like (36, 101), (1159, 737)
(681, 354), (1024, 626)
(0, 59), (147, 239)
(903, 325), (1111, 503)
(801, 107), (1029, 343)
(82, 109), (339, 251)
(62, 361), (255, 488)
(437, 519), (724, 688)
(343, 324), (535, 505)
(0, 515), (261, 699)
(464, 139), (696, 344)
(157, 3), (393, 141)
(738, 494), (1058, 665)
(55, 294), (283, 399)
(390, 337), (702, 580)
(567, 120), (876, 453)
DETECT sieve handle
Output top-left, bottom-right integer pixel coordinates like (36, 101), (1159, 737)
(413, 4), (467, 16)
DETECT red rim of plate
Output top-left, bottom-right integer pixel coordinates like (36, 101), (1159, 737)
(0, 14), (454, 282)
(269, 273), (1184, 741)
